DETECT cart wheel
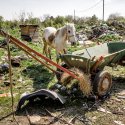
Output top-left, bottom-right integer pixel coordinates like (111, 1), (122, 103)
(93, 70), (112, 97)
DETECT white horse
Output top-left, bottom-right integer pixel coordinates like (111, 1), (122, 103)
(42, 23), (76, 62)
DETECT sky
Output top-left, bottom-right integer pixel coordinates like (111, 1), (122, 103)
(0, 0), (125, 20)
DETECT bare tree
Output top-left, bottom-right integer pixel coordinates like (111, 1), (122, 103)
(18, 11), (26, 24)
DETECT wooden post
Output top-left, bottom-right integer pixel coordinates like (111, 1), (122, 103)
(103, 0), (105, 21)
(74, 9), (76, 23)
(6, 35), (14, 120)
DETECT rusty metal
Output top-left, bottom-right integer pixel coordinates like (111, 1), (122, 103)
(0, 30), (80, 81)
(91, 56), (104, 72)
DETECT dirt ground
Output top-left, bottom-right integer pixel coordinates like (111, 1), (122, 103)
(0, 66), (125, 125)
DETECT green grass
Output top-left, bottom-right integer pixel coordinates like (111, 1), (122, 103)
(0, 37), (125, 125)
(0, 48), (4, 57)
(0, 40), (64, 117)
(0, 22), (125, 124)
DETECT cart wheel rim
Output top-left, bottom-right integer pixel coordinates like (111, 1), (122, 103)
(98, 77), (112, 96)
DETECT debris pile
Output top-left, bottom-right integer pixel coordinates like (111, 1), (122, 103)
(76, 23), (123, 44)
(108, 21), (125, 36)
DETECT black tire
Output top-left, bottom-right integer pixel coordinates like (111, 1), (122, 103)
(93, 70), (112, 97)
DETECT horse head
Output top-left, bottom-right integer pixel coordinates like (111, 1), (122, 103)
(66, 23), (77, 46)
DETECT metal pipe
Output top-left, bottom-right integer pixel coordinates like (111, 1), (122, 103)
(0, 30), (80, 80)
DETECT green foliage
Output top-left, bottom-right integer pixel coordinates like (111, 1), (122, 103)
(9, 27), (21, 39)
(107, 13), (125, 22)
(41, 15), (67, 28)
(0, 48), (4, 57)
(0, 16), (4, 29)
(98, 33), (122, 43)
(86, 15), (100, 26)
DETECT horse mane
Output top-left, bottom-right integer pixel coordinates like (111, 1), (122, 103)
(55, 29), (60, 37)
(61, 26), (67, 37)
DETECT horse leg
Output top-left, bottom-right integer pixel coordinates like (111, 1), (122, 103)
(63, 49), (67, 54)
(43, 38), (46, 54)
(43, 44), (46, 54)
(48, 47), (51, 59)
(56, 52), (61, 64)
(56, 57), (59, 64)
(43, 40), (48, 58)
